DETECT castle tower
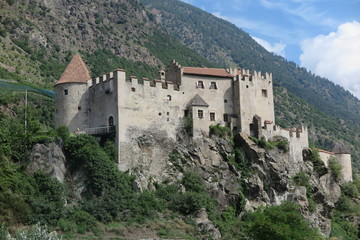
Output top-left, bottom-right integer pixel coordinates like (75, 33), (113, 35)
(54, 54), (91, 132)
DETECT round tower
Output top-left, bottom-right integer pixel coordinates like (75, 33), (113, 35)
(335, 153), (353, 182)
(54, 54), (91, 132)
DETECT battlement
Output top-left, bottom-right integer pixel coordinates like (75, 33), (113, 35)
(262, 124), (308, 142)
(238, 69), (272, 82)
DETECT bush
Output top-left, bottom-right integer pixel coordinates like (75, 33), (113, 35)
(173, 191), (216, 215)
(328, 157), (342, 181)
(243, 202), (323, 240)
(182, 171), (206, 193)
(209, 124), (231, 138)
(309, 149), (328, 177)
(55, 126), (70, 144)
(341, 182), (359, 198)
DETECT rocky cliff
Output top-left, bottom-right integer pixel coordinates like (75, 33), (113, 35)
(29, 131), (342, 237)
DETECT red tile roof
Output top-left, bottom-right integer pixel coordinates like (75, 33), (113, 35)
(55, 54), (91, 85)
(183, 67), (234, 78)
(317, 149), (335, 155)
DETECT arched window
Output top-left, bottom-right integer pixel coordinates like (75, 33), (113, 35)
(108, 116), (114, 126)
(167, 95), (172, 101)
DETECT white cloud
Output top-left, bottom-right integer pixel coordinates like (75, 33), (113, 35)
(259, 0), (338, 27)
(252, 36), (286, 57)
(300, 21), (360, 97)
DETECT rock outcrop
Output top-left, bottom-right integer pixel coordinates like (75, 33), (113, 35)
(27, 139), (66, 183)
(120, 130), (341, 237)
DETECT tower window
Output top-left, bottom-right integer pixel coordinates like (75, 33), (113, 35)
(78, 106), (81, 110)
(224, 99), (227, 103)
(210, 112), (215, 121)
(262, 89), (268, 97)
(196, 81), (204, 89)
(223, 114), (229, 122)
(198, 110), (203, 119)
(209, 82), (217, 90)
(64, 89), (68, 95)
(167, 95), (172, 101)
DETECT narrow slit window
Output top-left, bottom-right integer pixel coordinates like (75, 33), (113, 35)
(223, 114), (229, 122)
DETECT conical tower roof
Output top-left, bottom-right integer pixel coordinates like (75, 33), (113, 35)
(55, 54), (91, 85)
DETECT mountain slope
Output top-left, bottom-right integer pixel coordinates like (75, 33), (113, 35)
(142, 0), (360, 172)
(0, 0), (215, 87)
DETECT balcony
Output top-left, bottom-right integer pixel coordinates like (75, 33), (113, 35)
(75, 126), (116, 136)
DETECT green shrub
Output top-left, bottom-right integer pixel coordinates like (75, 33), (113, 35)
(341, 182), (359, 198)
(292, 171), (313, 191)
(55, 126), (70, 144)
(309, 149), (328, 177)
(243, 202), (323, 240)
(328, 157), (342, 181)
(0, 28), (7, 37)
(182, 171), (206, 193)
(209, 124), (231, 138)
(27, 172), (66, 225)
(173, 191), (216, 215)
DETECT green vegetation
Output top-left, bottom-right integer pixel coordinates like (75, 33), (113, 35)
(145, 32), (218, 68)
(292, 171), (317, 212)
(209, 123), (231, 138)
(331, 180), (360, 240)
(214, 202), (323, 240)
(84, 49), (159, 80)
(328, 156), (343, 181)
(308, 148), (328, 177)
(250, 136), (289, 152)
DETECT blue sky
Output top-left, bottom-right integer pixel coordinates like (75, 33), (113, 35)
(181, 0), (360, 98)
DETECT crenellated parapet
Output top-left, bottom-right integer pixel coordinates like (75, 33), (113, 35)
(238, 69), (272, 82)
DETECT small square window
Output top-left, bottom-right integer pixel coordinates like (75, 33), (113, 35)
(159, 112), (162, 116)
(131, 87), (136, 92)
(198, 110), (203, 119)
(210, 112), (215, 121)
(224, 99), (227, 103)
(197, 81), (204, 89)
(78, 106), (81, 110)
(64, 89), (68, 95)
(209, 82), (217, 90)
(262, 89), (268, 97)
(246, 85), (249, 88)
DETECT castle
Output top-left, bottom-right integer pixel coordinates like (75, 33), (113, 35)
(54, 54), (352, 182)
